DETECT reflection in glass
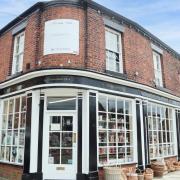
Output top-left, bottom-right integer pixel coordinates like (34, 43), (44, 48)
(49, 133), (60, 147)
(49, 149), (60, 164)
(98, 96), (107, 112)
(6, 147), (11, 161)
(108, 98), (115, 112)
(7, 131), (12, 145)
(1, 131), (6, 145)
(2, 115), (7, 129)
(15, 98), (20, 113)
(47, 97), (76, 110)
(20, 113), (26, 128)
(0, 146), (5, 160)
(19, 130), (25, 146)
(11, 147), (17, 162)
(18, 147), (24, 163)
(61, 149), (72, 164)
(50, 116), (61, 131)
(117, 100), (124, 114)
(14, 114), (19, 129)
(3, 101), (8, 114)
(62, 117), (72, 131)
(62, 133), (72, 147)
(8, 115), (13, 129)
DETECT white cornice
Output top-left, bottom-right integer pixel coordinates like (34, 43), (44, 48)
(0, 69), (180, 102)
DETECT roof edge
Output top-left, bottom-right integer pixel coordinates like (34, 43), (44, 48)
(0, 0), (179, 59)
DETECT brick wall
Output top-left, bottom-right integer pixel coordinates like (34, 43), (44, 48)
(37, 6), (86, 69)
(0, 163), (23, 180)
(0, 4), (180, 97)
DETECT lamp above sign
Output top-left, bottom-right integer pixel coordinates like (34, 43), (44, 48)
(44, 19), (79, 55)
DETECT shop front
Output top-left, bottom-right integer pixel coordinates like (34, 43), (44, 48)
(0, 70), (180, 180)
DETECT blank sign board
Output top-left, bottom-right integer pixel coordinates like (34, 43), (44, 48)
(44, 19), (79, 55)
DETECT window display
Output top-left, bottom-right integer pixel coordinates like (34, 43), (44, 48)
(98, 94), (134, 166)
(0, 96), (26, 164)
(147, 102), (176, 159)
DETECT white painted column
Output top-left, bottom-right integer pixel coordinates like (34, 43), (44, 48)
(30, 90), (40, 173)
(82, 90), (89, 174)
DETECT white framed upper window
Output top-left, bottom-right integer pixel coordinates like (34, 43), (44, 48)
(105, 28), (123, 73)
(153, 51), (163, 87)
(12, 32), (25, 75)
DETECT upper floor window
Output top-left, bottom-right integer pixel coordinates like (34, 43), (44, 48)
(12, 32), (25, 75)
(105, 28), (123, 73)
(153, 51), (163, 87)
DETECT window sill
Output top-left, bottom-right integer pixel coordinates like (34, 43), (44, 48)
(105, 70), (127, 80)
(0, 160), (23, 167)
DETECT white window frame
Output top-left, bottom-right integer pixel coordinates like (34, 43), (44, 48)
(0, 95), (27, 165)
(105, 28), (123, 73)
(147, 102), (177, 160)
(153, 51), (163, 87)
(97, 93), (137, 167)
(12, 31), (25, 75)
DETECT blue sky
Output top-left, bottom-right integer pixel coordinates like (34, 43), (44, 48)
(0, 0), (180, 53)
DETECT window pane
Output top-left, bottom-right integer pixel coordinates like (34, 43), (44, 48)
(18, 147), (24, 163)
(47, 97), (76, 110)
(98, 95), (107, 112)
(108, 97), (116, 112)
(21, 96), (27, 112)
(11, 147), (17, 163)
(49, 149), (60, 164)
(49, 133), (60, 147)
(3, 101), (8, 114)
(9, 99), (14, 114)
(15, 98), (20, 113)
(117, 100), (124, 114)
(61, 149), (72, 164)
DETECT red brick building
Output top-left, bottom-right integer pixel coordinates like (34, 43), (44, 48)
(0, 0), (180, 180)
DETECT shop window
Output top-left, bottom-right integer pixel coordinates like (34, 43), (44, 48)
(153, 51), (163, 87)
(147, 103), (176, 159)
(0, 96), (27, 164)
(47, 97), (76, 110)
(12, 32), (25, 75)
(105, 28), (123, 73)
(98, 94), (135, 166)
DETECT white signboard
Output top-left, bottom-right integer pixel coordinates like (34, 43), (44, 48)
(44, 19), (79, 55)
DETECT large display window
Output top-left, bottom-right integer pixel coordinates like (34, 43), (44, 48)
(147, 102), (176, 159)
(0, 96), (26, 165)
(98, 94), (136, 166)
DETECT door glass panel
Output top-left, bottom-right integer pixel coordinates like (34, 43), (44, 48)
(61, 149), (72, 164)
(49, 149), (60, 164)
(49, 133), (60, 147)
(48, 116), (74, 165)
(62, 116), (73, 131)
(62, 133), (72, 147)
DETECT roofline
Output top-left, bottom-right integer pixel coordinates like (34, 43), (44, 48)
(0, 0), (179, 59)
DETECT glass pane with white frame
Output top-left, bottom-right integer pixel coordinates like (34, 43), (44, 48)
(98, 94), (134, 166)
(153, 51), (163, 87)
(0, 96), (27, 164)
(12, 32), (25, 75)
(105, 28), (122, 73)
(147, 102), (176, 159)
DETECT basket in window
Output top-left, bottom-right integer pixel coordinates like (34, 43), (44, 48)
(143, 168), (153, 180)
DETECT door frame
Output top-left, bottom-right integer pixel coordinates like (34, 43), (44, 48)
(42, 111), (78, 180)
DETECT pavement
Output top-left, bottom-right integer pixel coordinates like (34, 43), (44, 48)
(154, 171), (180, 179)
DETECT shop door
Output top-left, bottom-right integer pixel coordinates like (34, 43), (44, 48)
(43, 113), (77, 180)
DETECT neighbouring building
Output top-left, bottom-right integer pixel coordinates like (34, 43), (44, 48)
(0, 0), (180, 180)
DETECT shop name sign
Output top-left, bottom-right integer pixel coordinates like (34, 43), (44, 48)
(44, 19), (79, 55)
